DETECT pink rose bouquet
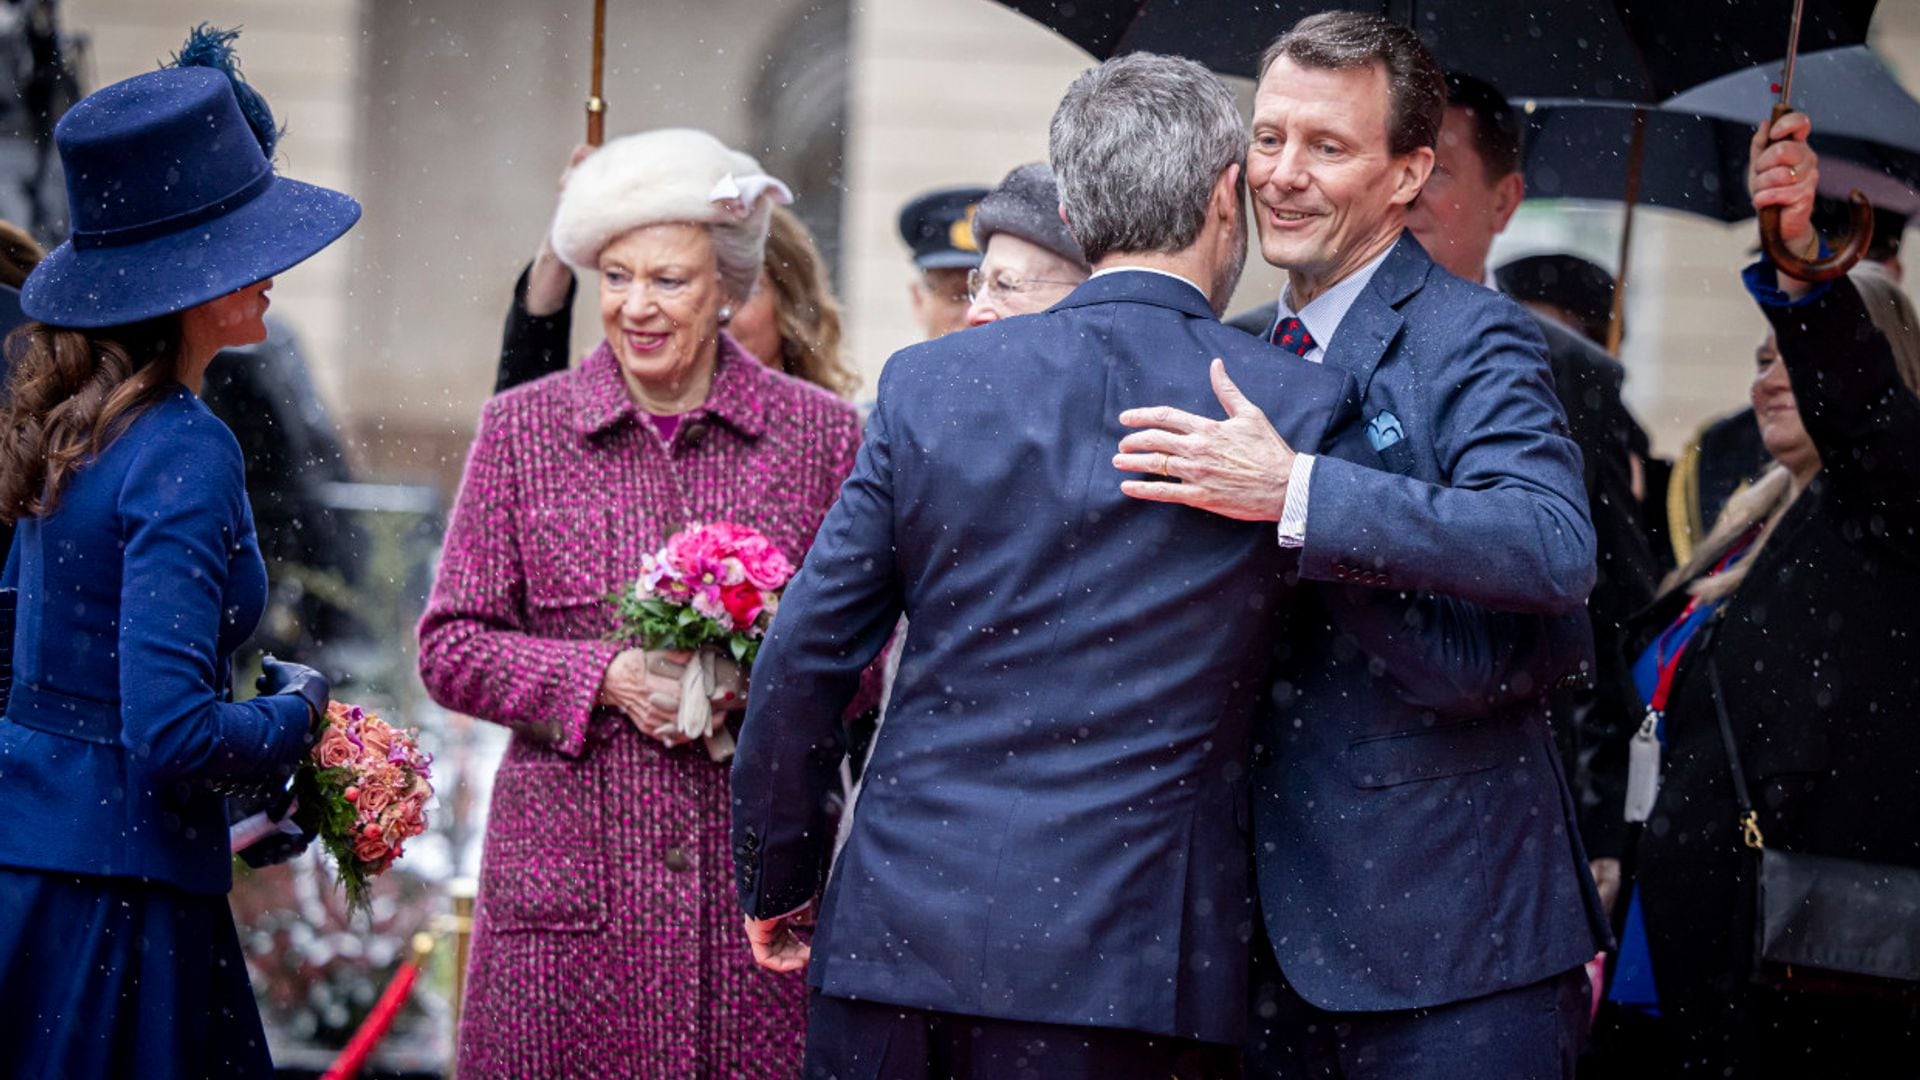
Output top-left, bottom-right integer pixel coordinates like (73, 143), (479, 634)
(608, 522), (796, 756)
(293, 701), (433, 916)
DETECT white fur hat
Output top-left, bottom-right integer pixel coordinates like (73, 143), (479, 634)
(549, 128), (794, 272)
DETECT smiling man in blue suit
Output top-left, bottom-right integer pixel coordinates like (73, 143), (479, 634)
(731, 53), (1364, 1078)
(1118, 12), (1610, 1080)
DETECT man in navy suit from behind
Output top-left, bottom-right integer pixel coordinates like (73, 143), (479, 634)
(1118, 13), (1610, 1079)
(731, 53), (1363, 1077)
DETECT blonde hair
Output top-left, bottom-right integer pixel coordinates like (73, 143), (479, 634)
(1850, 263), (1920, 394)
(1665, 266), (1920, 605)
(761, 206), (858, 399)
(1663, 464), (1794, 604)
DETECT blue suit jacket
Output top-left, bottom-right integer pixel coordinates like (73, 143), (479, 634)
(732, 270), (1360, 1043)
(1250, 233), (1611, 1012)
(0, 388), (310, 895)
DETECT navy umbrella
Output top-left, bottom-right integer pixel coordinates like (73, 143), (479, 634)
(991, 0), (1878, 103)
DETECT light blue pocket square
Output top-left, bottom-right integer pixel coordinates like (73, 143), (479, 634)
(1365, 410), (1405, 452)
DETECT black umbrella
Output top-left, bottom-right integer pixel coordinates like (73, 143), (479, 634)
(1518, 96), (1916, 351)
(992, 0), (1878, 103)
(1519, 34), (1915, 349)
(1666, 45), (1920, 167)
(1521, 100), (1920, 224)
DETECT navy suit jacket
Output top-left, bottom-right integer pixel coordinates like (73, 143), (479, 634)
(1242, 234), (1610, 1012)
(732, 270), (1360, 1043)
(0, 388), (310, 895)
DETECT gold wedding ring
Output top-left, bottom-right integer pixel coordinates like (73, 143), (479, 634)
(1158, 453), (1172, 477)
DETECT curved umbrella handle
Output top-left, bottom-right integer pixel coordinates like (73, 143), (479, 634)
(1758, 103), (1872, 282)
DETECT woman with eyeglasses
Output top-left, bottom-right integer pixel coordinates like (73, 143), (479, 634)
(963, 163), (1092, 328)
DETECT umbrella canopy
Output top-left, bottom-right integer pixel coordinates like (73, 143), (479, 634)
(1666, 45), (1920, 156)
(992, 0), (1878, 102)
(1521, 100), (1920, 221)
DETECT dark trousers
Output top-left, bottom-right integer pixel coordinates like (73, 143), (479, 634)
(1584, 989), (1920, 1078)
(804, 990), (1241, 1080)
(1247, 936), (1591, 1080)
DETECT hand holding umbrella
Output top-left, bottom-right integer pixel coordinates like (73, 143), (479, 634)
(1757, 0), (1872, 280)
(1751, 111), (1822, 262)
(1750, 111), (1829, 295)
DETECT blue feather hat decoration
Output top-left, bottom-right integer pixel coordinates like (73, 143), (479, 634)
(168, 23), (281, 157)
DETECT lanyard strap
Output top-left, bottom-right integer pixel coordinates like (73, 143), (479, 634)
(1648, 529), (1760, 713)
(1646, 616), (1694, 714)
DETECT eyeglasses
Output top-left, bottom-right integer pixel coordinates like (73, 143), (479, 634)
(966, 267), (1083, 305)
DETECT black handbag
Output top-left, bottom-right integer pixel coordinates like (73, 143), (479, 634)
(1706, 658), (1920, 999)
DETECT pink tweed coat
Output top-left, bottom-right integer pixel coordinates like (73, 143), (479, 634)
(419, 337), (861, 1078)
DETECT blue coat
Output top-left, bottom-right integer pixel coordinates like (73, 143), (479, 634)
(1251, 233), (1611, 1012)
(732, 270), (1360, 1044)
(0, 387), (311, 895)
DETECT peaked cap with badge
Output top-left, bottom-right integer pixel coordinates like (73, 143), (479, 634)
(896, 185), (988, 270)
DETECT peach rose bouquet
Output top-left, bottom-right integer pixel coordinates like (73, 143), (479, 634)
(292, 701), (433, 916)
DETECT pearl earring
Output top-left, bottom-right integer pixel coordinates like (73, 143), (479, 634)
(718, 305), (734, 324)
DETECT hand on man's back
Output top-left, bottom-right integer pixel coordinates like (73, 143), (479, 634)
(1115, 359), (1296, 521)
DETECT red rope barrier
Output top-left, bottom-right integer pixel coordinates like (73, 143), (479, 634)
(320, 933), (434, 1080)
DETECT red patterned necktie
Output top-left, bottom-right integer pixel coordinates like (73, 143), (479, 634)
(1272, 315), (1316, 357)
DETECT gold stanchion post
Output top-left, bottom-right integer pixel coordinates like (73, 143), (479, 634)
(437, 877), (478, 1078)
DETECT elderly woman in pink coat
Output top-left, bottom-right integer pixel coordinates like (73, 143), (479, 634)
(418, 129), (861, 1078)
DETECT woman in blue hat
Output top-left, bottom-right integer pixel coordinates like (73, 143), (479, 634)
(0, 43), (359, 1077)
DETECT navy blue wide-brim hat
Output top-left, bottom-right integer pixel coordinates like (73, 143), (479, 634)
(21, 66), (360, 329)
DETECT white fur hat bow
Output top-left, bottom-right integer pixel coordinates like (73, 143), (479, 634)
(549, 128), (794, 271)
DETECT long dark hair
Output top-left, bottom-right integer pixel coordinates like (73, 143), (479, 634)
(0, 316), (184, 522)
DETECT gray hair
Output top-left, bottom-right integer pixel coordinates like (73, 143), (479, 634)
(1048, 53), (1246, 264)
(708, 215), (770, 302)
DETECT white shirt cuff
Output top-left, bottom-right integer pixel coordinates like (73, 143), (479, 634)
(1276, 453), (1315, 548)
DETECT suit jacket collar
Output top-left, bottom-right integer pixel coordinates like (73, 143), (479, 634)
(572, 334), (769, 440)
(1050, 268), (1216, 321)
(1319, 230), (1434, 396)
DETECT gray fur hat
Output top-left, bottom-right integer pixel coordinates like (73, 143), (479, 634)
(973, 163), (1090, 272)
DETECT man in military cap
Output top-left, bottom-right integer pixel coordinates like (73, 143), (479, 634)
(898, 184), (987, 339)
